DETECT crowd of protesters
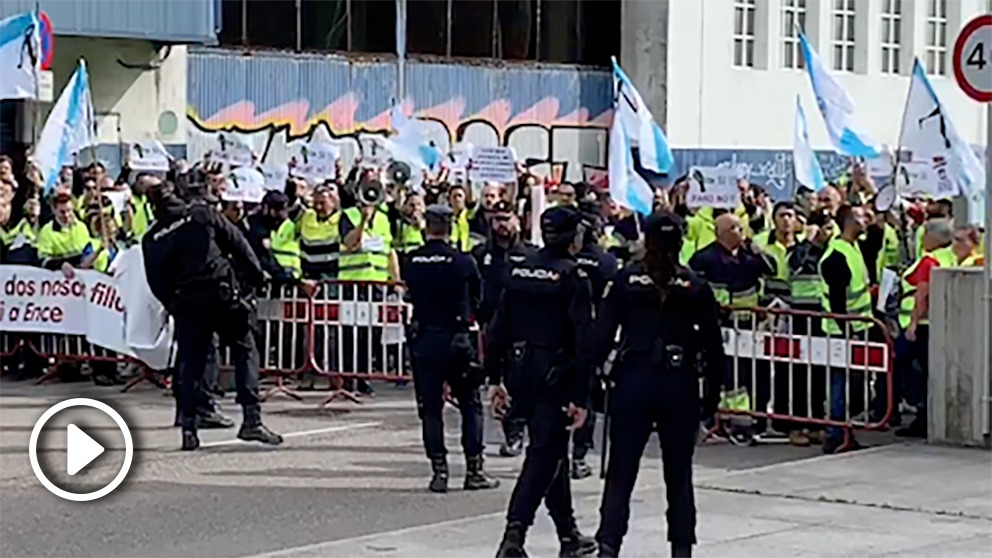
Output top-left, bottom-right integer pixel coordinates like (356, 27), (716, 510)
(0, 148), (987, 454)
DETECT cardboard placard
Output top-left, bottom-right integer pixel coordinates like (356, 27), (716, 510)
(291, 141), (339, 183)
(225, 167), (266, 203)
(687, 166), (741, 209)
(127, 141), (170, 172)
(469, 146), (516, 183)
(208, 134), (253, 169)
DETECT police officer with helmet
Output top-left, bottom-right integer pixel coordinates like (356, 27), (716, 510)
(593, 211), (725, 558)
(486, 205), (597, 558)
(142, 180), (283, 451)
(404, 204), (500, 494)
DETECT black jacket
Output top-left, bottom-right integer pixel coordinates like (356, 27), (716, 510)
(142, 197), (263, 313)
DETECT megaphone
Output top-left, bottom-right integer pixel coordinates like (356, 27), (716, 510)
(386, 161), (412, 186)
(357, 179), (386, 206)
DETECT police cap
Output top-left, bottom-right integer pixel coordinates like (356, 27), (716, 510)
(425, 203), (454, 224)
(540, 205), (583, 247)
(491, 199), (514, 215)
(643, 210), (684, 248)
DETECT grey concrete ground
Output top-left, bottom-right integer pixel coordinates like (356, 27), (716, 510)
(1, 378), (989, 558)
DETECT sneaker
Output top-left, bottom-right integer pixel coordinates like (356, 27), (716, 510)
(237, 423), (284, 445)
(806, 430), (826, 445)
(788, 430), (811, 447)
(500, 438), (524, 457)
(571, 459), (593, 480)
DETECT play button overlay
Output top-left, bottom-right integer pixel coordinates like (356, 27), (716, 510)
(66, 424), (105, 476)
(29, 398), (134, 502)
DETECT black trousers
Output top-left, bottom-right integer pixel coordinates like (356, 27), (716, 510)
(505, 396), (575, 532)
(597, 364), (699, 552)
(174, 300), (261, 431)
(173, 335), (221, 415)
(572, 409), (596, 461)
(502, 414), (526, 444)
(409, 329), (484, 458)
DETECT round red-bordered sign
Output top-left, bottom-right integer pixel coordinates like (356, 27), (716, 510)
(38, 11), (54, 71)
(953, 14), (992, 103)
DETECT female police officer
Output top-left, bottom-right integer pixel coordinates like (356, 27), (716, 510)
(593, 211), (724, 558)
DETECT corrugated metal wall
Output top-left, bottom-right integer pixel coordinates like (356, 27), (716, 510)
(186, 48), (612, 182)
(0, 0), (215, 43)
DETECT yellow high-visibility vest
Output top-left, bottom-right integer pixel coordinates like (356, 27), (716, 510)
(818, 238), (872, 334)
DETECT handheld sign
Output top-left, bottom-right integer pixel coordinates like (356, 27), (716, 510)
(470, 147), (516, 183)
(687, 166), (740, 209)
(358, 135), (390, 169)
(953, 15), (992, 103)
(127, 141), (169, 172)
(209, 134), (253, 169)
(291, 140), (338, 183)
(224, 167), (266, 203)
(260, 164), (288, 191)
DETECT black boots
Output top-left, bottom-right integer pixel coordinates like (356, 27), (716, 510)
(464, 455), (500, 490)
(496, 522), (528, 558)
(236, 405), (283, 445)
(557, 520), (597, 557)
(671, 542), (692, 557)
(181, 430), (200, 451)
(429, 457), (449, 493)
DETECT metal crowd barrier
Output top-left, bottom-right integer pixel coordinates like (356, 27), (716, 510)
(706, 305), (894, 445)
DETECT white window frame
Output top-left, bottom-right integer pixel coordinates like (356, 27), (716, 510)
(924, 0), (948, 75)
(781, 0), (807, 69)
(832, 0), (856, 72)
(733, 0), (757, 68)
(880, 0), (903, 74)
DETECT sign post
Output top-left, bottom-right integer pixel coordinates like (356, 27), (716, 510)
(952, 13), (992, 440)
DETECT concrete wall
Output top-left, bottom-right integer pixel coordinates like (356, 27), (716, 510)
(660, 0), (989, 150)
(27, 37), (187, 171)
(929, 268), (991, 449)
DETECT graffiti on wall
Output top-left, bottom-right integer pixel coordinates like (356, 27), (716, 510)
(186, 50), (614, 182)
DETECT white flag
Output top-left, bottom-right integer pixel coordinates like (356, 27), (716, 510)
(0, 12), (41, 100)
(793, 96), (826, 193)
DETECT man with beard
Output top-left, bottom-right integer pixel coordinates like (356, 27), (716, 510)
(471, 200), (534, 456)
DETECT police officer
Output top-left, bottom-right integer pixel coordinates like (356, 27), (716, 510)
(404, 204), (501, 493)
(142, 180), (283, 450)
(594, 212), (724, 558)
(487, 206), (597, 558)
(471, 200), (534, 457)
(570, 204), (618, 480)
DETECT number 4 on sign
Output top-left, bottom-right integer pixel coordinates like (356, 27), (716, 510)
(953, 15), (992, 103)
(967, 42), (987, 70)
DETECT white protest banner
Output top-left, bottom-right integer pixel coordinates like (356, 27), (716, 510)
(127, 141), (170, 172)
(358, 135), (390, 168)
(292, 141), (338, 183)
(928, 155), (960, 200)
(260, 164), (289, 191)
(895, 161), (935, 197)
(0, 267), (87, 333)
(209, 133), (253, 169)
(104, 191), (130, 216)
(106, 246), (174, 370)
(687, 166), (741, 209)
(225, 167), (267, 203)
(80, 270), (132, 358)
(470, 146), (516, 183)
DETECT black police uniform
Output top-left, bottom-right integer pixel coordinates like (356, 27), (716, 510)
(570, 238), (618, 478)
(471, 214), (536, 457)
(487, 206), (597, 558)
(404, 204), (499, 494)
(593, 213), (725, 558)
(143, 191), (282, 450)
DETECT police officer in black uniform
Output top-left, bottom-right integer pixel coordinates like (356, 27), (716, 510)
(404, 204), (501, 493)
(593, 212), (724, 558)
(487, 206), (597, 558)
(142, 180), (283, 450)
(471, 199), (534, 457)
(570, 204), (618, 480)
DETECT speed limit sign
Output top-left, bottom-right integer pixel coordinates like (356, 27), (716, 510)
(953, 15), (992, 103)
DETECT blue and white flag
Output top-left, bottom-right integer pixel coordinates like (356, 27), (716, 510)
(611, 57), (674, 175)
(35, 59), (97, 192)
(387, 102), (441, 174)
(798, 33), (881, 159)
(899, 58), (986, 223)
(608, 109), (654, 216)
(793, 96), (826, 193)
(0, 12), (41, 100)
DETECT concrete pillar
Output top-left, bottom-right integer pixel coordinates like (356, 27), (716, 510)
(620, 0), (668, 127)
(928, 268), (991, 449)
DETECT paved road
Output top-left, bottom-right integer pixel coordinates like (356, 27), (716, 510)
(1, 378), (986, 557)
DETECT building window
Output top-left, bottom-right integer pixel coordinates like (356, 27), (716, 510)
(734, 0), (757, 67)
(880, 0), (902, 74)
(925, 0), (948, 75)
(781, 0), (806, 69)
(832, 0), (856, 72)
(218, 0), (396, 54)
